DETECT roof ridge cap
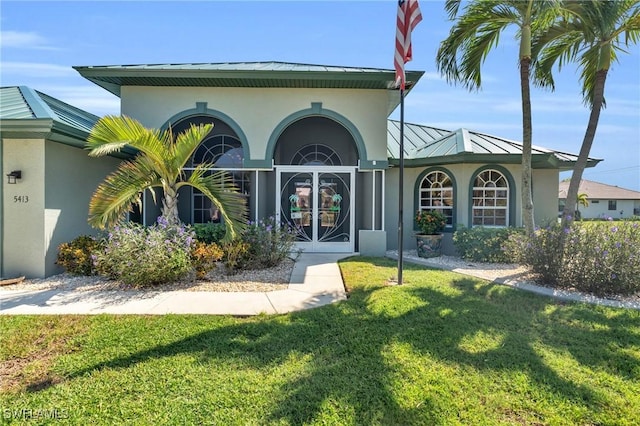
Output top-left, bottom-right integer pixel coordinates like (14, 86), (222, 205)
(18, 86), (56, 119)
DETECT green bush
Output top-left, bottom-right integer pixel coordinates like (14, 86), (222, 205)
(192, 222), (227, 244)
(508, 221), (640, 297)
(241, 216), (298, 268)
(221, 240), (250, 274)
(505, 223), (564, 284)
(56, 235), (103, 275)
(96, 219), (195, 287)
(191, 241), (224, 279)
(453, 226), (524, 263)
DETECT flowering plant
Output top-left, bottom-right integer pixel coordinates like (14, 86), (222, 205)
(415, 210), (446, 235)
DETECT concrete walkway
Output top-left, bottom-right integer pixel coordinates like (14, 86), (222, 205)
(2, 252), (638, 315)
(0, 253), (349, 316)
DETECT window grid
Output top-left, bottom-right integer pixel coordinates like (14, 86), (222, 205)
(472, 170), (509, 227)
(190, 135), (249, 224)
(419, 171), (454, 226)
(291, 144), (342, 166)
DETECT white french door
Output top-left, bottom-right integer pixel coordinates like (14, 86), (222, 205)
(276, 166), (355, 252)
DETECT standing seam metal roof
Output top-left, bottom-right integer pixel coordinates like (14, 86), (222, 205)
(73, 61), (424, 97)
(0, 86), (99, 133)
(387, 120), (601, 168)
(0, 87), (36, 119)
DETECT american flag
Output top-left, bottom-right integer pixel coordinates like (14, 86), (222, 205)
(394, 0), (422, 90)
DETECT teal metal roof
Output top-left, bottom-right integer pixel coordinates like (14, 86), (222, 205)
(0, 86), (104, 149)
(36, 90), (99, 133)
(73, 61), (424, 97)
(387, 120), (602, 169)
(0, 87), (35, 119)
(0, 86), (99, 133)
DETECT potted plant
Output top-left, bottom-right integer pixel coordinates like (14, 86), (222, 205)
(415, 209), (446, 258)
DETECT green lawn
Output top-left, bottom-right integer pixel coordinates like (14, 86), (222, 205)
(1, 257), (638, 425)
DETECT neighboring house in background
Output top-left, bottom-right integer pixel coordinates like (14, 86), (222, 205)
(1, 61), (600, 278)
(559, 179), (640, 220)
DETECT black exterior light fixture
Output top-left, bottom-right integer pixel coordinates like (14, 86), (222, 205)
(6, 170), (22, 184)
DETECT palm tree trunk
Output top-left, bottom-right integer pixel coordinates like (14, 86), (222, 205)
(162, 184), (181, 225)
(520, 56), (535, 235)
(561, 69), (608, 228)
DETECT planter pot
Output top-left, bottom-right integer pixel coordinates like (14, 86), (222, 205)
(416, 234), (443, 258)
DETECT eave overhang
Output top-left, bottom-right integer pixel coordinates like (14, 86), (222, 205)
(388, 153), (602, 169)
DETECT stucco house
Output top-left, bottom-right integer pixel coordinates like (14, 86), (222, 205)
(559, 179), (640, 219)
(0, 86), (120, 278)
(1, 62), (599, 278)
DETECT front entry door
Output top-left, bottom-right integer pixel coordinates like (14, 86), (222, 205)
(277, 167), (355, 252)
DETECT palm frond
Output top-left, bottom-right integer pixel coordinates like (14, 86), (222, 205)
(87, 115), (169, 168)
(170, 123), (214, 174)
(181, 168), (248, 242)
(437, 0), (543, 90)
(444, 0), (463, 20)
(88, 157), (162, 229)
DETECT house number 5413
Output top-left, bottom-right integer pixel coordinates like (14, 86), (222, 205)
(13, 195), (29, 203)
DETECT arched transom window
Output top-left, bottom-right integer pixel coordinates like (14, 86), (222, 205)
(472, 169), (509, 227)
(190, 134), (249, 224)
(291, 144), (342, 166)
(419, 171), (454, 226)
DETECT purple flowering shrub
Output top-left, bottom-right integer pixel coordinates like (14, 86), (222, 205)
(96, 218), (196, 286)
(507, 220), (640, 296)
(240, 216), (298, 269)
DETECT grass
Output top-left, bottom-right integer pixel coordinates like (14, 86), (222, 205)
(1, 256), (639, 425)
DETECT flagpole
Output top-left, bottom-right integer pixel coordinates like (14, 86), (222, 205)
(394, 0), (421, 285)
(397, 87), (405, 285)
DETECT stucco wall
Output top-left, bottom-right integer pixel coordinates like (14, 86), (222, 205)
(120, 86), (390, 163)
(532, 169), (559, 225)
(3, 138), (46, 277)
(577, 199), (638, 219)
(385, 163), (560, 251)
(44, 141), (121, 276)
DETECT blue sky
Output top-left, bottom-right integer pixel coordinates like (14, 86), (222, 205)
(1, 0), (639, 190)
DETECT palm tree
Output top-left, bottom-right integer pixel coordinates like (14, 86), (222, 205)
(437, 0), (560, 236)
(534, 0), (640, 227)
(86, 115), (247, 241)
(575, 192), (589, 220)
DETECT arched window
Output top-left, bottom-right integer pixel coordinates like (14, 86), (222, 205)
(190, 134), (250, 224)
(472, 169), (509, 227)
(418, 171), (454, 227)
(290, 144), (342, 166)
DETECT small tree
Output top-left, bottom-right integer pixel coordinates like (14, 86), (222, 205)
(86, 115), (247, 241)
(575, 192), (589, 220)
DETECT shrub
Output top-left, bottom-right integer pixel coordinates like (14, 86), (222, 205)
(192, 223), (226, 244)
(505, 223), (564, 284)
(509, 221), (640, 297)
(415, 210), (446, 235)
(453, 226), (524, 263)
(96, 219), (195, 287)
(56, 235), (103, 275)
(221, 240), (250, 274)
(241, 216), (298, 268)
(191, 241), (224, 279)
